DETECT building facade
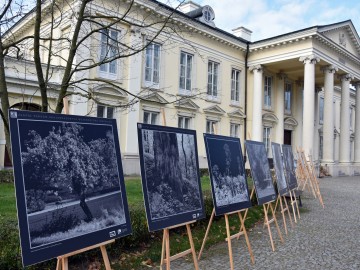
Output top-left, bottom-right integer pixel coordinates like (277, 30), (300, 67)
(1, 0), (360, 176)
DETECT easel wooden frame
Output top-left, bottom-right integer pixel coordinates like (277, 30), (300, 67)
(56, 100), (115, 269)
(265, 193), (293, 235)
(160, 221), (199, 270)
(288, 189), (301, 222)
(296, 148), (316, 197)
(198, 126), (254, 269)
(56, 240), (114, 270)
(304, 152), (325, 208)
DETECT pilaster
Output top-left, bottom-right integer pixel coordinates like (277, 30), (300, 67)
(354, 82), (360, 163)
(250, 65), (263, 142)
(275, 73), (286, 144)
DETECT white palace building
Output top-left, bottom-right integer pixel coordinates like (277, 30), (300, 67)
(1, 0), (360, 177)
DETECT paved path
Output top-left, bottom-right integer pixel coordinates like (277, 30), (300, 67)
(162, 176), (360, 270)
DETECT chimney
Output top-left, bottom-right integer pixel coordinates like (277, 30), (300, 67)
(178, 1), (201, 13)
(232, 26), (252, 42)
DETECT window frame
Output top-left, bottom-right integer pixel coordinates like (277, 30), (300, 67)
(284, 81), (292, 114)
(230, 123), (240, 138)
(319, 96), (324, 125)
(263, 126), (271, 156)
(143, 110), (159, 125)
(144, 41), (161, 88)
(206, 120), (218, 134)
(98, 28), (120, 80)
(207, 60), (220, 101)
(231, 69), (241, 104)
(97, 105), (115, 119)
(179, 51), (194, 94)
(264, 75), (272, 108)
(178, 116), (192, 129)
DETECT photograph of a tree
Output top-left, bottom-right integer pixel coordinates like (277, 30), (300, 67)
(204, 135), (251, 215)
(139, 124), (204, 231)
(245, 140), (276, 205)
(19, 119), (126, 247)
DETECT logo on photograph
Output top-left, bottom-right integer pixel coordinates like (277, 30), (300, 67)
(192, 214), (197, 219)
(109, 231), (116, 237)
(117, 229), (122, 235)
(10, 111), (17, 118)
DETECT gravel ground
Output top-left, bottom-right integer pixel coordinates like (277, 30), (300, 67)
(156, 176), (360, 270)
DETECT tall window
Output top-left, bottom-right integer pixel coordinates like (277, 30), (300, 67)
(230, 123), (240, 137)
(231, 69), (240, 102)
(264, 76), (272, 107)
(99, 29), (119, 77)
(263, 127), (271, 155)
(178, 116), (191, 129)
(145, 42), (160, 85)
(285, 82), (292, 113)
(207, 61), (219, 97)
(319, 97), (324, 124)
(143, 111), (159, 125)
(179, 51), (193, 92)
(350, 107), (353, 130)
(206, 120), (217, 134)
(319, 134), (323, 160)
(97, 105), (114, 119)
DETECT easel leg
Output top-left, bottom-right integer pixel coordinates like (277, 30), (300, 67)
(56, 258), (61, 270)
(270, 203), (284, 244)
(198, 208), (215, 260)
(283, 195), (294, 228)
(160, 230), (166, 270)
(289, 191), (297, 223)
(238, 212), (255, 264)
(100, 245), (111, 270)
(279, 195), (288, 235)
(263, 204), (275, 252)
(186, 224), (200, 270)
(62, 257), (68, 270)
(165, 229), (170, 270)
(293, 190), (301, 219)
(224, 214), (234, 270)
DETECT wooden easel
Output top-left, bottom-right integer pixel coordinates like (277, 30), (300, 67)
(160, 222), (199, 270)
(56, 99), (115, 270)
(56, 240), (114, 270)
(198, 125), (254, 269)
(288, 189), (300, 222)
(306, 153), (325, 208)
(262, 201), (284, 251)
(265, 194), (293, 235)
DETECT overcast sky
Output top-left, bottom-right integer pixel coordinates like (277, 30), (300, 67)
(160, 0), (360, 41)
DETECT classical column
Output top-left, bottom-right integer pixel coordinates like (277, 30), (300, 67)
(275, 73), (286, 144)
(354, 83), (360, 163)
(322, 65), (338, 163)
(250, 65), (263, 142)
(299, 55), (320, 156)
(339, 74), (353, 163)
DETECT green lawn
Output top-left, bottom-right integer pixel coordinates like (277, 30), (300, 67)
(0, 177), (264, 270)
(0, 183), (17, 219)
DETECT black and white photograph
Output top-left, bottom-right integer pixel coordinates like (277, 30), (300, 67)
(204, 134), (251, 216)
(282, 144), (298, 190)
(271, 143), (289, 196)
(9, 110), (132, 266)
(137, 123), (205, 232)
(245, 140), (277, 205)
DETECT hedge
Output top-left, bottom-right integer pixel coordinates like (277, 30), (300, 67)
(0, 169), (14, 183)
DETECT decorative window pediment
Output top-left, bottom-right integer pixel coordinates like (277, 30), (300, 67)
(284, 116), (298, 130)
(140, 91), (168, 104)
(93, 85), (128, 98)
(262, 112), (278, 127)
(174, 99), (199, 111)
(227, 108), (246, 119)
(203, 104), (226, 115)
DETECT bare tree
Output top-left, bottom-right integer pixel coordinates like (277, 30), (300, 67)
(0, 0), (207, 161)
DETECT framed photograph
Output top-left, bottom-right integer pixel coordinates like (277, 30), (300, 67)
(137, 123), (205, 232)
(204, 134), (251, 216)
(282, 145), (298, 190)
(245, 140), (276, 205)
(271, 143), (289, 196)
(9, 110), (132, 267)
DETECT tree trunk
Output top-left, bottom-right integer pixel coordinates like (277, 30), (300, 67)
(0, 38), (12, 162)
(181, 134), (188, 178)
(80, 193), (93, 222)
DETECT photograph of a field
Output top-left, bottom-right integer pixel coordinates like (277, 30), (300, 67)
(271, 142), (289, 196)
(138, 124), (204, 231)
(282, 144), (298, 190)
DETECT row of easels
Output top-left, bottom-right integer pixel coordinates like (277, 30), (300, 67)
(296, 148), (324, 208)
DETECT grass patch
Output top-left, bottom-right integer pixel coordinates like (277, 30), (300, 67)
(0, 177), (264, 270)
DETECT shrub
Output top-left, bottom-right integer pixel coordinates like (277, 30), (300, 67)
(0, 218), (22, 270)
(0, 169), (14, 183)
